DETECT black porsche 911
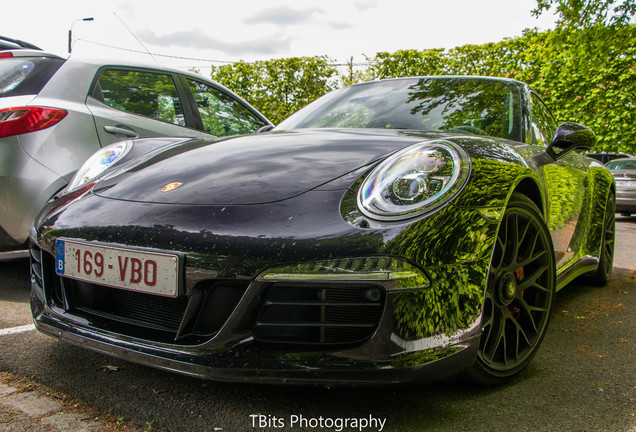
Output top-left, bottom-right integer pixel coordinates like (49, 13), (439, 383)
(30, 76), (615, 385)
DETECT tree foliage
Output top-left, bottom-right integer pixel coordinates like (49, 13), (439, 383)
(210, 56), (338, 124)
(532, 0), (635, 27)
(367, 25), (636, 153)
(524, 26), (635, 153)
(208, 25), (635, 154)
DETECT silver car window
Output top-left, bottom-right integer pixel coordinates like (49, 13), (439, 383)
(96, 69), (186, 127)
(0, 57), (64, 97)
(187, 78), (267, 136)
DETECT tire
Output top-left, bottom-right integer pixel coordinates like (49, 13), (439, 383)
(464, 193), (556, 385)
(590, 193), (615, 286)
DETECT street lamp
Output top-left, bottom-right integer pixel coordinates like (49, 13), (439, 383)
(68, 17), (94, 53)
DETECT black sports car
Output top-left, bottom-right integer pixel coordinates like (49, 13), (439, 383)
(30, 76), (615, 385)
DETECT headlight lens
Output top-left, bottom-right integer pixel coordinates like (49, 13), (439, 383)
(357, 140), (470, 221)
(67, 141), (131, 192)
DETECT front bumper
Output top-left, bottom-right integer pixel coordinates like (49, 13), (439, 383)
(30, 240), (484, 384)
(615, 187), (636, 213)
(30, 249), (484, 384)
(30, 182), (499, 384)
(31, 296), (479, 385)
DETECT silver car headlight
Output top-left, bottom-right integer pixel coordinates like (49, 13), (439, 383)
(67, 141), (132, 192)
(357, 140), (470, 221)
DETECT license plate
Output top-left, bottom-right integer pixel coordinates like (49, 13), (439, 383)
(55, 238), (181, 297)
(617, 180), (636, 188)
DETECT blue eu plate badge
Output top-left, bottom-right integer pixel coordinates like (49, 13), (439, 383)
(55, 239), (65, 275)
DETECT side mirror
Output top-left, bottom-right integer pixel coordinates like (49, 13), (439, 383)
(533, 122), (596, 167)
(546, 122), (596, 160)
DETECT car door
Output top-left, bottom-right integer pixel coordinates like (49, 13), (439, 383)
(86, 67), (204, 146)
(532, 93), (590, 268)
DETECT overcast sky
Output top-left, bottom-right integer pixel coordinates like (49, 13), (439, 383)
(4, 0), (558, 71)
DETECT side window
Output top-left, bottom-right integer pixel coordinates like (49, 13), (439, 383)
(187, 79), (266, 136)
(96, 69), (186, 127)
(530, 93), (557, 146)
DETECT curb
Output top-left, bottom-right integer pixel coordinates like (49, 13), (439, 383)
(0, 380), (143, 432)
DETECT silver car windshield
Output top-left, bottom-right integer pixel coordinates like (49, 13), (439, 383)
(606, 159), (636, 170)
(277, 77), (523, 142)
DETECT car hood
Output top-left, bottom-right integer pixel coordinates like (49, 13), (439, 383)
(93, 129), (442, 205)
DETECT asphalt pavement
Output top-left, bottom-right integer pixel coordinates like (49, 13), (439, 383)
(0, 218), (634, 432)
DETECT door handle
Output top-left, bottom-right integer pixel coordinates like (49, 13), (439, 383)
(104, 125), (138, 138)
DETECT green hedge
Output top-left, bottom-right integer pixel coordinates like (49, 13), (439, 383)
(210, 56), (338, 124)
(209, 25), (635, 153)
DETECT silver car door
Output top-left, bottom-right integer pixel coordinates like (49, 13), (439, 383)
(86, 68), (203, 146)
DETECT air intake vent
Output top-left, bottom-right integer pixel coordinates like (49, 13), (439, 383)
(73, 285), (188, 332)
(69, 280), (189, 335)
(29, 244), (43, 291)
(254, 283), (385, 346)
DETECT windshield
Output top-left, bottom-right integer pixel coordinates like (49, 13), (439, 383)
(0, 57), (65, 98)
(277, 77), (523, 141)
(606, 159), (636, 170)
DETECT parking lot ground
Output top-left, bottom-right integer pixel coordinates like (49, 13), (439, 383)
(0, 373), (143, 432)
(0, 218), (634, 432)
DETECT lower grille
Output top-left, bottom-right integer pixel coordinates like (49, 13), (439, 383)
(254, 283), (385, 346)
(72, 282), (188, 333)
(34, 246), (248, 345)
(30, 243), (43, 290)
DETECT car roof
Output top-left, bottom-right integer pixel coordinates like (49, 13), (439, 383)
(0, 49), (220, 87)
(0, 49), (64, 59)
(1, 50), (207, 83)
(349, 75), (529, 88)
(606, 156), (636, 165)
(11, 52), (264, 121)
(64, 54), (206, 81)
(59, 55), (259, 106)
(0, 36), (42, 51)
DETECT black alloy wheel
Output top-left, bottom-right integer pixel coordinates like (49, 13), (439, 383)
(466, 193), (556, 385)
(591, 193), (615, 286)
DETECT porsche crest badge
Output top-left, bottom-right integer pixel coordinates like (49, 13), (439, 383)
(161, 182), (183, 193)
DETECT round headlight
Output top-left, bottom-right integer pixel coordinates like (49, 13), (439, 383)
(67, 141), (131, 192)
(357, 140), (470, 221)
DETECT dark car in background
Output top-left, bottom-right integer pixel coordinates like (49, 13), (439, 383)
(586, 152), (632, 164)
(606, 157), (636, 216)
(0, 36), (42, 51)
(30, 76), (615, 385)
(0, 50), (271, 259)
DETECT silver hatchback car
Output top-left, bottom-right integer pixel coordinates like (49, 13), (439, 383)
(0, 50), (271, 258)
(606, 157), (636, 217)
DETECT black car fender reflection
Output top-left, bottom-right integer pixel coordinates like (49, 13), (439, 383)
(341, 144), (539, 341)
